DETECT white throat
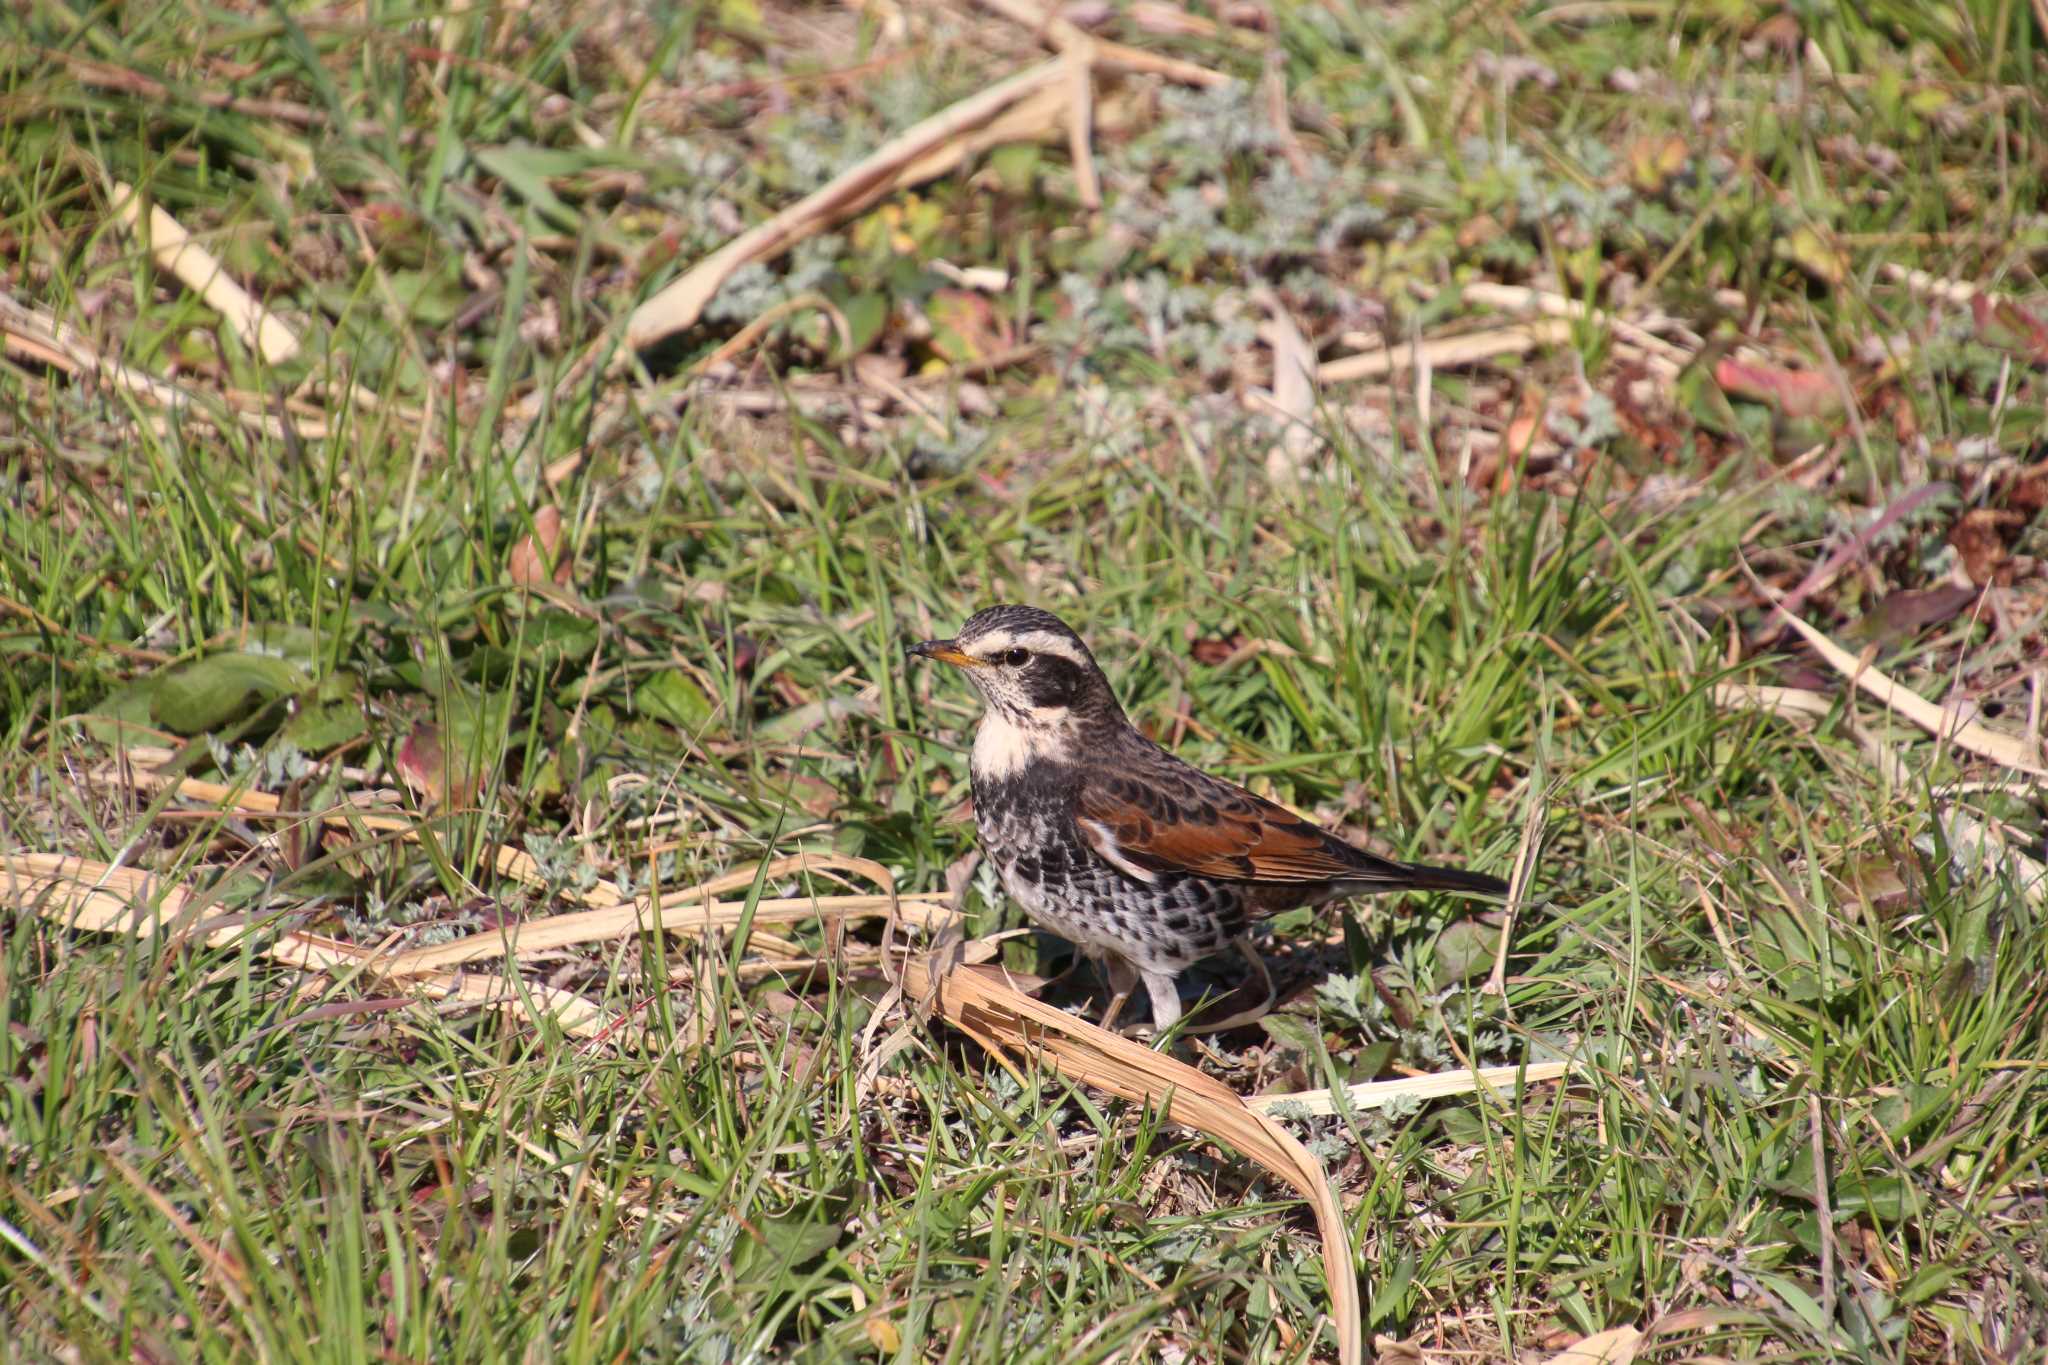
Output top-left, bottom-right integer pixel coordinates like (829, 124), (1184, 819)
(970, 706), (1073, 782)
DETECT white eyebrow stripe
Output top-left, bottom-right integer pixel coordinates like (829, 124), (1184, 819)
(970, 628), (1088, 667)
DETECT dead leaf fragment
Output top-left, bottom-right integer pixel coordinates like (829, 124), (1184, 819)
(508, 506), (573, 589)
(1190, 633), (1250, 666)
(1858, 585), (1982, 642)
(1948, 507), (2023, 585)
(897, 951), (1363, 1365)
(1541, 1324), (1642, 1365)
(1971, 293), (2048, 365)
(395, 722), (485, 809)
(1774, 224), (1847, 286)
(1626, 134), (1688, 194)
(1714, 357), (1842, 418)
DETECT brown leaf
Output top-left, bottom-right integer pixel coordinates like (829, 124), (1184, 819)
(785, 774), (841, 819)
(1949, 507), (2024, 585)
(1626, 134), (1688, 194)
(1502, 388), (1549, 467)
(1714, 357), (1843, 418)
(925, 289), (1010, 367)
(1751, 11), (1802, 54)
(1190, 633), (1249, 665)
(1842, 855), (1916, 918)
(724, 629), (761, 675)
(394, 722), (450, 804)
(1971, 294), (2048, 365)
(508, 506), (573, 589)
(1870, 585), (1983, 638)
(2006, 460), (2048, 516)
(898, 952), (1363, 1365)
(1541, 1325), (1642, 1365)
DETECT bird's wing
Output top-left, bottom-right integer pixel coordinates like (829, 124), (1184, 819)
(1073, 764), (1384, 884)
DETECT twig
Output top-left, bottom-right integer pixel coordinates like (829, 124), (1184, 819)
(1063, 47), (1102, 210)
(690, 291), (850, 376)
(1484, 764), (1548, 999)
(1809, 1094), (1837, 1331)
(628, 29), (1229, 352)
(974, 0), (1232, 87)
(1740, 558), (2048, 781)
(3, 853), (624, 1040)
(628, 59), (1073, 350)
(110, 182), (301, 364)
(1319, 318), (1576, 383)
(1756, 482), (1954, 638)
(1457, 281), (1693, 378)
(0, 290), (320, 437)
(1262, 48), (1313, 177)
(0, 592), (172, 664)
(1248, 1058), (1580, 1117)
(1250, 286), (1319, 482)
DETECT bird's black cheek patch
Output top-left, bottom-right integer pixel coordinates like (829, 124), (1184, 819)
(1026, 656), (1084, 707)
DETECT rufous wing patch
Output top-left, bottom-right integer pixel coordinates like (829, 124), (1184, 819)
(1074, 773), (1369, 884)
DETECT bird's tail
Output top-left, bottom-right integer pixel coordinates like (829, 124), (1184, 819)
(1393, 861), (1510, 898)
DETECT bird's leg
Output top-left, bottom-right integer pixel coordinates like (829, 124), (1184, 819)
(1140, 968), (1183, 1033)
(1099, 954), (1138, 1031)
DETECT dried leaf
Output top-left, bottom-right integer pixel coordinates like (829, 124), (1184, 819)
(1541, 1325), (1643, 1365)
(508, 506), (573, 589)
(1971, 293), (2048, 364)
(1855, 585), (1982, 643)
(897, 950), (1363, 1365)
(1744, 565), (2048, 779)
(1712, 682), (1837, 724)
(1626, 134), (1688, 194)
(1774, 224), (1846, 286)
(1, 853), (622, 1039)
(1714, 358), (1842, 418)
(1948, 508), (2023, 586)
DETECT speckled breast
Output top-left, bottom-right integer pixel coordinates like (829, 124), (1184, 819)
(971, 763), (1247, 971)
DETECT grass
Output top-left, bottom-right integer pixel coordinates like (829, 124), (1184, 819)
(3, 0), (2047, 1359)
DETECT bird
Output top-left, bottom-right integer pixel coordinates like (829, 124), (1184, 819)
(909, 603), (1508, 1031)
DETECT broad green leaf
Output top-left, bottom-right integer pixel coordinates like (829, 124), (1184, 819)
(151, 654), (311, 734)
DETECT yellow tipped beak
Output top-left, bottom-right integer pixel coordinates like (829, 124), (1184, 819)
(908, 639), (983, 668)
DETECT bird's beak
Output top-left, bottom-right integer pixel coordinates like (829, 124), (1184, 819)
(908, 638), (982, 668)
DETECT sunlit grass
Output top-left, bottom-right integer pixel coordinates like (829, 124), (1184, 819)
(3, 0), (2045, 1359)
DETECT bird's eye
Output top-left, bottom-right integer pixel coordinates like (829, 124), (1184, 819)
(1002, 647), (1030, 667)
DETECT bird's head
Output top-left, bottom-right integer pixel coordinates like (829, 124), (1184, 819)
(908, 604), (1121, 733)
